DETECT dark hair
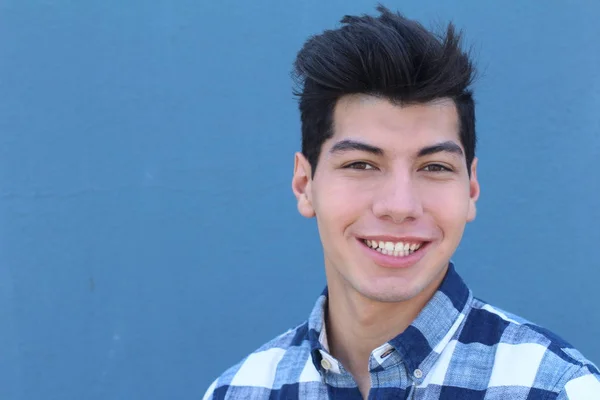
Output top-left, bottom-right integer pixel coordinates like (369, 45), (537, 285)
(293, 5), (477, 177)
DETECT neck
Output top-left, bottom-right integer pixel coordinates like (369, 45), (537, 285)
(326, 288), (426, 373)
(324, 266), (446, 396)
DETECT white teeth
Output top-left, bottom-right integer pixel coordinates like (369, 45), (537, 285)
(364, 239), (424, 258)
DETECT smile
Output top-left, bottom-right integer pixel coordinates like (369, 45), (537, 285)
(361, 239), (424, 258)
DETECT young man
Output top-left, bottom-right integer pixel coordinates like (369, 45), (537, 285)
(203, 6), (600, 399)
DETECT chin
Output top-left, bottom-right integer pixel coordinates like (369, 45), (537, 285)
(353, 255), (451, 304)
(355, 281), (427, 303)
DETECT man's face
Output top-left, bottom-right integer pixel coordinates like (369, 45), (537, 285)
(292, 95), (479, 303)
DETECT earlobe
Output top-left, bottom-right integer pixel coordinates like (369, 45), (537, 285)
(292, 152), (316, 218)
(467, 157), (480, 222)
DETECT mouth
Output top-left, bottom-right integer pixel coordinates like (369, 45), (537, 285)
(359, 238), (428, 258)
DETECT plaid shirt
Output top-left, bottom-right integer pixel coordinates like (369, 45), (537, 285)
(203, 263), (600, 399)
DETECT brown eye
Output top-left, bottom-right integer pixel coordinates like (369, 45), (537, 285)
(422, 164), (452, 172)
(344, 162), (375, 170)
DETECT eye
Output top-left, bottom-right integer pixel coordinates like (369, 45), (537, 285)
(421, 164), (452, 172)
(343, 161), (376, 170)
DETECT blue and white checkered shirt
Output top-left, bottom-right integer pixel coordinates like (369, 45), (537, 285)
(203, 264), (600, 399)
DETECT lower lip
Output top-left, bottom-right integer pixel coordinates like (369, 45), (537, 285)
(358, 239), (430, 269)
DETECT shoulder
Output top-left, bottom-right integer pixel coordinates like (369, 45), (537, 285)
(466, 297), (588, 361)
(459, 298), (600, 395)
(202, 321), (319, 400)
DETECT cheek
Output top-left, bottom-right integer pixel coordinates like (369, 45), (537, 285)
(421, 185), (471, 228)
(313, 180), (372, 231)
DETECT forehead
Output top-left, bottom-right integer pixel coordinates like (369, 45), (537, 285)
(329, 95), (461, 152)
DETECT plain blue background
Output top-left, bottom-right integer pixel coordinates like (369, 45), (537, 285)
(1, 1), (598, 399)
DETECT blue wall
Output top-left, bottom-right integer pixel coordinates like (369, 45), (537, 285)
(1, 1), (598, 398)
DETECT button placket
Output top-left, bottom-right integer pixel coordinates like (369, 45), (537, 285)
(318, 350), (341, 374)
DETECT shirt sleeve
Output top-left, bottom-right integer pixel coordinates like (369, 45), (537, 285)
(556, 365), (600, 399)
(202, 379), (218, 400)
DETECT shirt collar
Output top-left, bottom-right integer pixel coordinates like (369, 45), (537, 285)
(307, 262), (472, 375)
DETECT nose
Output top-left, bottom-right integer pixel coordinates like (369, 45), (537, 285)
(371, 171), (423, 224)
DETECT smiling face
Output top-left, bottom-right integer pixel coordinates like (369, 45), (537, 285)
(292, 95), (480, 304)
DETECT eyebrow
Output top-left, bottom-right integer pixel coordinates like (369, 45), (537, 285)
(328, 139), (464, 158)
(417, 141), (464, 158)
(329, 139), (384, 156)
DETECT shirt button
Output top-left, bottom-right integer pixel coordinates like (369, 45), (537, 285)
(413, 369), (423, 379)
(321, 358), (332, 371)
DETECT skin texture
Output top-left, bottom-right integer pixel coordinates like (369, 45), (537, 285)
(292, 95), (480, 398)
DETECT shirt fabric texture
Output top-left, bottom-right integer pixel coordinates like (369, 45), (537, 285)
(203, 263), (600, 399)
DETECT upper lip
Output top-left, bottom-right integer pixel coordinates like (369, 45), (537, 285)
(357, 235), (431, 243)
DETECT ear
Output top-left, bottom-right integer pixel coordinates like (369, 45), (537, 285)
(292, 152), (316, 218)
(467, 157), (480, 222)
